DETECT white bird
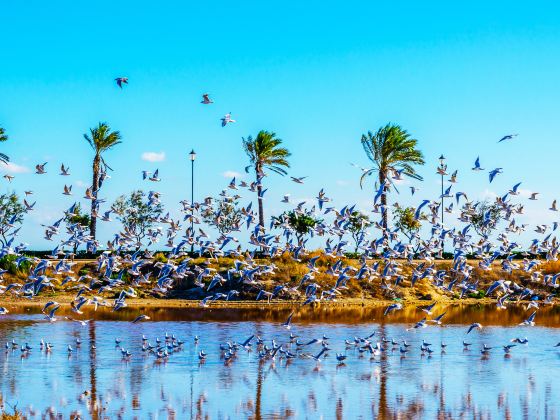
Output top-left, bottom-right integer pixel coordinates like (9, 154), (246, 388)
(132, 314), (151, 324)
(221, 113), (236, 127)
(291, 176), (307, 184)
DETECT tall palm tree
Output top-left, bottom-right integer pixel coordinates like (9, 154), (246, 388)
(0, 126), (10, 164)
(360, 123), (424, 233)
(84, 122), (122, 240)
(243, 130), (290, 229)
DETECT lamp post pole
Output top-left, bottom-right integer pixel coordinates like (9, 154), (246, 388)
(189, 149), (196, 254)
(438, 155), (447, 255)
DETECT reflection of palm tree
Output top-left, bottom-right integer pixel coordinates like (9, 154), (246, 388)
(378, 323), (389, 419)
(88, 321), (98, 420)
(254, 360), (264, 420)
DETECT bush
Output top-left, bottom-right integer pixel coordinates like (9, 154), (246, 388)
(0, 255), (30, 275)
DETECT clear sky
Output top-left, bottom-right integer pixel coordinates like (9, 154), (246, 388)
(1, 0), (559, 248)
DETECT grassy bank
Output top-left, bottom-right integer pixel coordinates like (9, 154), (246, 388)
(1, 251), (557, 309)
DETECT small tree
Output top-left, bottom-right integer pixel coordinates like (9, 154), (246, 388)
(470, 200), (502, 238)
(394, 206), (422, 246)
(347, 211), (371, 252)
(0, 193), (25, 246)
(64, 203), (91, 254)
(201, 197), (243, 235)
(273, 210), (321, 245)
(113, 190), (163, 247)
(0, 126), (9, 164)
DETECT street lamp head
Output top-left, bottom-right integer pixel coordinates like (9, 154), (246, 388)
(439, 154), (446, 164)
(189, 149), (197, 161)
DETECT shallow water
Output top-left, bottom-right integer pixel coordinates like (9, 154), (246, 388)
(0, 305), (559, 419)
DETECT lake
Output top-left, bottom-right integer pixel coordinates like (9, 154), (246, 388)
(0, 304), (559, 419)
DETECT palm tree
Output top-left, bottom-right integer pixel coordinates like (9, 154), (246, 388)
(243, 130), (291, 229)
(0, 126), (10, 164)
(360, 123), (424, 232)
(84, 122), (122, 240)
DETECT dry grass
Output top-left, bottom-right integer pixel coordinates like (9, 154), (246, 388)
(2, 252), (559, 305)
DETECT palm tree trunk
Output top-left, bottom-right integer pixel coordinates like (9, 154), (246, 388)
(379, 170), (388, 239)
(90, 154), (100, 241)
(256, 163), (265, 229)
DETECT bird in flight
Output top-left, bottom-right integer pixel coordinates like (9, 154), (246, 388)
(201, 93), (213, 104)
(498, 134), (518, 143)
(35, 162), (47, 174)
(472, 157), (484, 171)
(115, 77), (128, 88)
(291, 176), (307, 184)
(221, 113), (236, 127)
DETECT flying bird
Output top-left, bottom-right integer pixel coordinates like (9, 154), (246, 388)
(498, 134), (518, 143)
(472, 157), (484, 171)
(201, 93), (213, 104)
(115, 77), (128, 88)
(221, 113), (236, 127)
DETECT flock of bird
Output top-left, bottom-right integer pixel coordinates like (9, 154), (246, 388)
(0, 77), (558, 362)
(5, 309), (560, 366)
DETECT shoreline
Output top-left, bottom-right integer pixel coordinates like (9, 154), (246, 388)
(0, 295), (498, 309)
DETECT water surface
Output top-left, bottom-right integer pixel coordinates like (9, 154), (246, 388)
(0, 305), (559, 419)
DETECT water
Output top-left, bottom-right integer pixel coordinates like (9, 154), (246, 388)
(0, 305), (559, 419)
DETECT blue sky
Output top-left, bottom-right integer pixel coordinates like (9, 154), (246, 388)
(1, 1), (559, 248)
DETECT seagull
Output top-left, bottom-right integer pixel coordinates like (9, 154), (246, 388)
(115, 77), (128, 88)
(201, 93), (213, 104)
(428, 312), (447, 325)
(529, 192), (539, 200)
(509, 182), (522, 195)
(0, 307), (8, 315)
(488, 168), (503, 183)
(282, 312), (294, 330)
(467, 323), (482, 334)
(60, 164), (70, 176)
(472, 157), (484, 171)
(132, 314), (151, 324)
(35, 162), (47, 174)
(3, 175), (14, 182)
(384, 303), (402, 316)
(291, 176), (307, 184)
(336, 353), (347, 363)
(498, 134), (518, 143)
(221, 113), (236, 127)
(519, 311), (536, 326)
(550, 200), (558, 212)
(148, 169), (161, 182)
(421, 303), (436, 315)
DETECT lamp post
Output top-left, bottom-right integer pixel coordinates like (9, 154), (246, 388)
(189, 149), (196, 254)
(437, 154), (447, 254)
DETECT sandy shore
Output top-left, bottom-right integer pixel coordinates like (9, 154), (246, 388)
(0, 295), (498, 309)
